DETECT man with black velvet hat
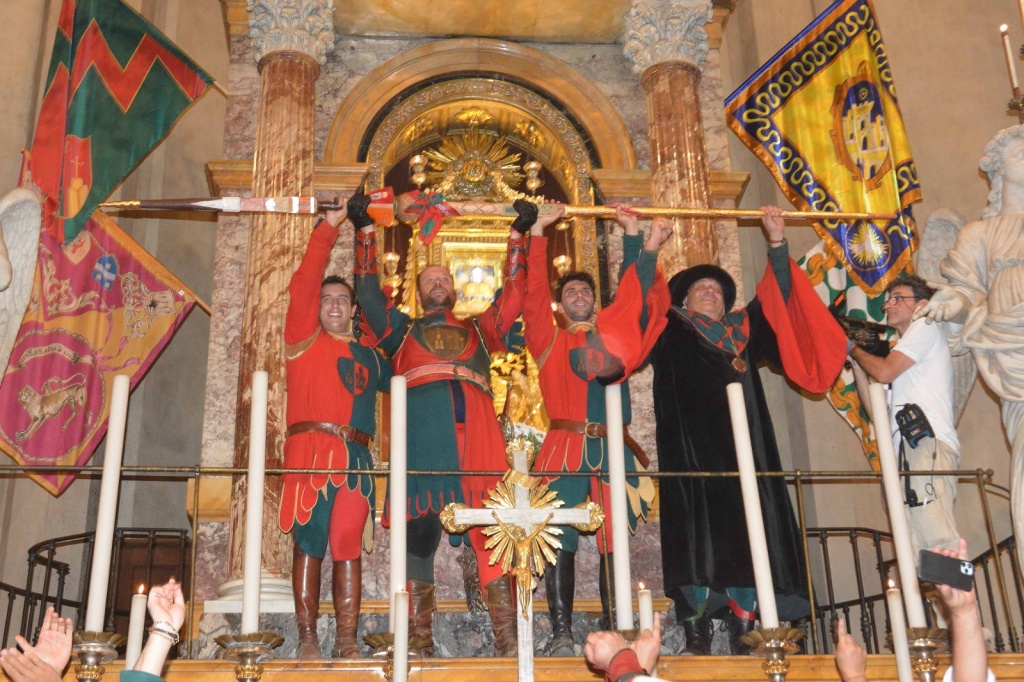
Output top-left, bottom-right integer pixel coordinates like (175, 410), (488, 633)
(649, 206), (845, 655)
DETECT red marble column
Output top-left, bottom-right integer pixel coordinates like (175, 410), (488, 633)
(641, 60), (718, 275)
(229, 51), (319, 581)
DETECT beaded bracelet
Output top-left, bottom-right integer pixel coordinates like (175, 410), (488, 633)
(149, 623), (180, 645)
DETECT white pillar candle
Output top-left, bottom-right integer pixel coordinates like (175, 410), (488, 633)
(389, 375), (408, 631)
(725, 382), (779, 628)
(867, 383), (926, 628)
(84, 374), (130, 632)
(637, 583), (654, 633)
(241, 370), (269, 635)
(1018, 0), (1024, 34)
(604, 383), (633, 630)
(1002, 25), (1020, 92)
(124, 586), (147, 668)
(886, 580), (914, 682)
(393, 589), (409, 682)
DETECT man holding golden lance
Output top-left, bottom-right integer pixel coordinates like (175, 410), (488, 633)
(649, 207), (846, 655)
(280, 195), (391, 659)
(354, 196), (559, 657)
(523, 205), (670, 656)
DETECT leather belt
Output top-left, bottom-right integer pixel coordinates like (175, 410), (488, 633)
(402, 363), (490, 389)
(286, 421), (371, 447)
(548, 419), (649, 469)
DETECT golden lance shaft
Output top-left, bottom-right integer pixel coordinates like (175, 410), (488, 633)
(100, 196), (897, 222)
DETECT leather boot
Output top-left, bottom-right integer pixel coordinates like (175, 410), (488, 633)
(681, 611), (713, 655)
(292, 546), (322, 659)
(408, 580), (435, 657)
(729, 611), (757, 655)
(598, 553), (615, 631)
(485, 577), (518, 657)
(544, 550), (575, 656)
(330, 558), (361, 658)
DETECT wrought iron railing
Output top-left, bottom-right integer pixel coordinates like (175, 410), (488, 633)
(0, 463), (1019, 658)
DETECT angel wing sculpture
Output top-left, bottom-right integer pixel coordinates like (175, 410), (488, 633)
(914, 207), (976, 424)
(0, 188), (41, 381)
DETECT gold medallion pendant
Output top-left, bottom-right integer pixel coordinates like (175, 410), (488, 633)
(732, 357), (748, 373)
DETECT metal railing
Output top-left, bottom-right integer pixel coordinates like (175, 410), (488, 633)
(0, 528), (189, 650)
(0, 462), (1019, 658)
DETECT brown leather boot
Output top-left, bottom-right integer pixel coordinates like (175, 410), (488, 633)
(485, 577), (518, 657)
(330, 558), (361, 658)
(292, 546), (322, 659)
(408, 580), (435, 657)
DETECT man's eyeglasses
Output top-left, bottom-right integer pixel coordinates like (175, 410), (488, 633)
(882, 295), (920, 307)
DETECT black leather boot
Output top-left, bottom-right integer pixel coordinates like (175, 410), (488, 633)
(598, 553), (615, 631)
(682, 611), (713, 655)
(729, 610), (757, 655)
(544, 549), (576, 656)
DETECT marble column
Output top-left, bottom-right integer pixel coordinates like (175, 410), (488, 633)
(225, 0), (336, 593)
(624, 0), (717, 275)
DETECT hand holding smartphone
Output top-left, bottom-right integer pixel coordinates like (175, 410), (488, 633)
(918, 549), (974, 592)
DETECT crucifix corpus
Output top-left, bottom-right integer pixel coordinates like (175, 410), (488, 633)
(441, 444), (604, 682)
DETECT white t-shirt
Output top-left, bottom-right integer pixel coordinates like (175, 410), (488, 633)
(889, 317), (959, 453)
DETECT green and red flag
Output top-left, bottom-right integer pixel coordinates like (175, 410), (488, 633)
(30, 0), (212, 243)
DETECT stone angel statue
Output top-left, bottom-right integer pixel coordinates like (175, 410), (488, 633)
(919, 125), (1024, 570)
(0, 188), (41, 380)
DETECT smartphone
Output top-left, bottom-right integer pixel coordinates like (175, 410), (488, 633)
(918, 550), (974, 592)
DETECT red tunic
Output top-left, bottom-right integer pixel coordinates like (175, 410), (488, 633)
(279, 222), (384, 533)
(525, 234), (669, 474)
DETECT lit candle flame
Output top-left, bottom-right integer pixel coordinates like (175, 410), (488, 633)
(1002, 24), (1010, 33)
(887, 578), (895, 589)
(137, 584), (145, 594)
(638, 581), (646, 590)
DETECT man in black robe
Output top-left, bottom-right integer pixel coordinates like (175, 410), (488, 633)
(650, 207), (844, 655)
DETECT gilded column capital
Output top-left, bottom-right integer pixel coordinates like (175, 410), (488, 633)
(247, 0), (335, 66)
(622, 0), (713, 74)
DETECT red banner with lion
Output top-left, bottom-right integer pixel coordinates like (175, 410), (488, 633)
(0, 211), (196, 494)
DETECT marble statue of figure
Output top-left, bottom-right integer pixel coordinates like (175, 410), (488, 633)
(0, 188), (41, 381)
(921, 124), (1024, 571)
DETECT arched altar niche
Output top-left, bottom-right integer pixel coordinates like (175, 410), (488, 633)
(322, 40), (643, 450)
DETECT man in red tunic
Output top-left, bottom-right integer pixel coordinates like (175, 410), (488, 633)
(524, 206), (671, 655)
(355, 199), (561, 657)
(280, 196), (391, 659)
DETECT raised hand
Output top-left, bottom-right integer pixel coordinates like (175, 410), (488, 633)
(148, 578), (186, 632)
(918, 281), (969, 324)
(644, 217), (673, 251)
(633, 612), (662, 673)
(833, 618), (868, 682)
(613, 205), (640, 236)
(760, 205), (786, 245)
(324, 194), (350, 229)
(25, 607), (72, 673)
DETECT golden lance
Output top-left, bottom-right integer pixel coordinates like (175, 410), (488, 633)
(100, 196), (897, 223)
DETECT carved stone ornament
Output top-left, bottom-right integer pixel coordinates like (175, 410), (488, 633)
(622, 0), (713, 73)
(247, 0), (335, 65)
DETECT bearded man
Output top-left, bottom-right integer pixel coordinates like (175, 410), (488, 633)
(355, 198), (560, 657)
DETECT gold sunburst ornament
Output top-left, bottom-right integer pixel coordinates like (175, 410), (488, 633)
(848, 222), (889, 266)
(420, 129), (525, 201)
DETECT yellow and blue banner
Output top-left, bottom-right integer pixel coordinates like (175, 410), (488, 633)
(725, 0), (920, 296)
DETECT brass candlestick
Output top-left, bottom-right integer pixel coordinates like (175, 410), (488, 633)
(906, 627), (949, 682)
(740, 627), (804, 682)
(215, 632), (283, 682)
(1009, 92), (1024, 123)
(366, 633), (416, 682)
(72, 631), (125, 682)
